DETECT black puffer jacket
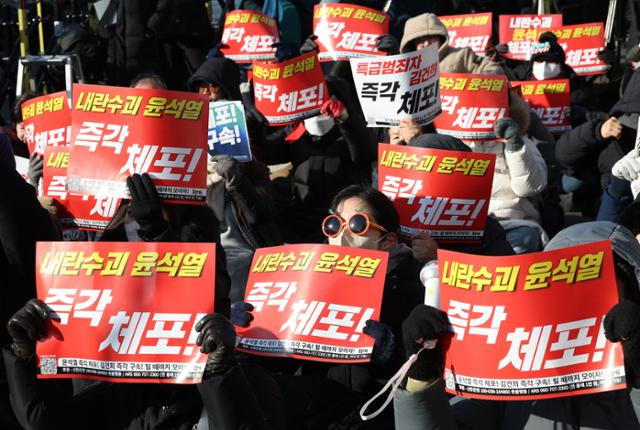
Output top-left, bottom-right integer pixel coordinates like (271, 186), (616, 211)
(268, 76), (377, 242)
(0, 164), (60, 347)
(113, 0), (212, 88)
(3, 347), (283, 430)
(556, 69), (640, 187)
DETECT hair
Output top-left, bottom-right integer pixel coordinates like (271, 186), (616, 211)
(330, 185), (400, 234)
(11, 92), (37, 123)
(129, 73), (167, 90)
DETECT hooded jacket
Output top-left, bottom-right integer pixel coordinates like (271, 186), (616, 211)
(400, 13), (503, 75)
(394, 221), (640, 430)
(188, 57), (242, 101)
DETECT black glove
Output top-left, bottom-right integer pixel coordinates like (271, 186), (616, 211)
(211, 155), (242, 186)
(7, 299), (49, 359)
(375, 34), (399, 55)
(598, 48), (615, 65)
(273, 42), (296, 62)
(207, 42), (228, 59)
(494, 118), (524, 152)
(195, 313), (237, 378)
(230, 302), (254, 328)
(363, 319), (396, 365)
(401, 305), (449, 381)
(126, 173), (168, 240)
(495, 43), (509, 54)
(27, 153), (43, 188)
(605, 300), (640, 378)
(300, 35), (319, 54)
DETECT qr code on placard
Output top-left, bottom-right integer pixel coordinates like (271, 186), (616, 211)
(445, 370), (455, 390)
(40, 357), (57, 375)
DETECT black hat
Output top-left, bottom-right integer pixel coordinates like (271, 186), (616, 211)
(530, 32), (566, 64)
(409, 133), (471, 152)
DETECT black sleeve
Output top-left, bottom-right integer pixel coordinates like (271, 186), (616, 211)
(336, 112), (377, 166)
(198, 364), (283, 429)
(226, 165), (276, 226)
(3, 348), (82, 430)
(555, 118), (608, 174)
(0, 165), (60, 343)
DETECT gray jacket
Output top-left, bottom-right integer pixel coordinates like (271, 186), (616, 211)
(394, 222), (640, 430)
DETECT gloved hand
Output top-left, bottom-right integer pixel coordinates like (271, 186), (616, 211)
(411, 231), (438, 263)
(320, 96), (349, 122)
(375, 34), (399, 55)
(7, 299), (50, 359)
(604, 300), (640, 377)
(300, 35), (319, 54)
(230, 302), (254, 328)
(196, 313), (237, 378)
(495, 43), (509, 54)
(402, 305), (450, 381)
(211, 155), (242, 186)
(126, 173), (168, 240)
(612, 149), (640, 182)
(598, 48), (615, 65)
(494, 118), (524, 152)
(27, 153), (43, 188)
(272, 42), (296, 62)
(363, 319), (396, 365)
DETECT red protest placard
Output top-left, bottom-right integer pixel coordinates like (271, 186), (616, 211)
(36, 241), (216, 384)
(42, 146), (121, 230)
(499, 14), (563, 61)
(512, 79), (571, 134)
(439, 12), (492, 55)
(439, 241), (625, 400)
(378, 144), (494, 242)
(433, 73), (508, 140)
(220, 10), (279, 62)
(550, 23), (609, 76)
(66, 84), (208, 204)
(21, 91), (71, 155)
(236, 244), (388, 363)
(313, 3), (389, 62)
(253, 52), (328, 125)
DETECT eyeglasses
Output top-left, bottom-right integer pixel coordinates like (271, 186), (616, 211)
(322, 213), (388, 238)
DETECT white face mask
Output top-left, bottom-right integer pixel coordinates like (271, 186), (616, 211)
(532, 61), (562, 80)
(304, 114), (335, 137)
(328, 231), (386, 250)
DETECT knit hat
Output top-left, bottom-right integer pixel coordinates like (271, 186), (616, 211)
(530, 32), (566, 63)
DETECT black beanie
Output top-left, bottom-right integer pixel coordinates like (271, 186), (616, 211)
(530, 32), (566, 64)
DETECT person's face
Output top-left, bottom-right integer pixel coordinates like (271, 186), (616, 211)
(198, 83), (223, 101)
(16, 122), (25, 142)
(328, 197), (396, 251)
(134, 78), (164, 90)
(415, 36), (441, 51)
(388, 127), (404, 145)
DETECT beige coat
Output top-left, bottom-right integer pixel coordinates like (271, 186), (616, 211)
(400, 13), (503, 75)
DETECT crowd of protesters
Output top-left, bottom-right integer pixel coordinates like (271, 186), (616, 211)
(4, 0), (640, 429)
